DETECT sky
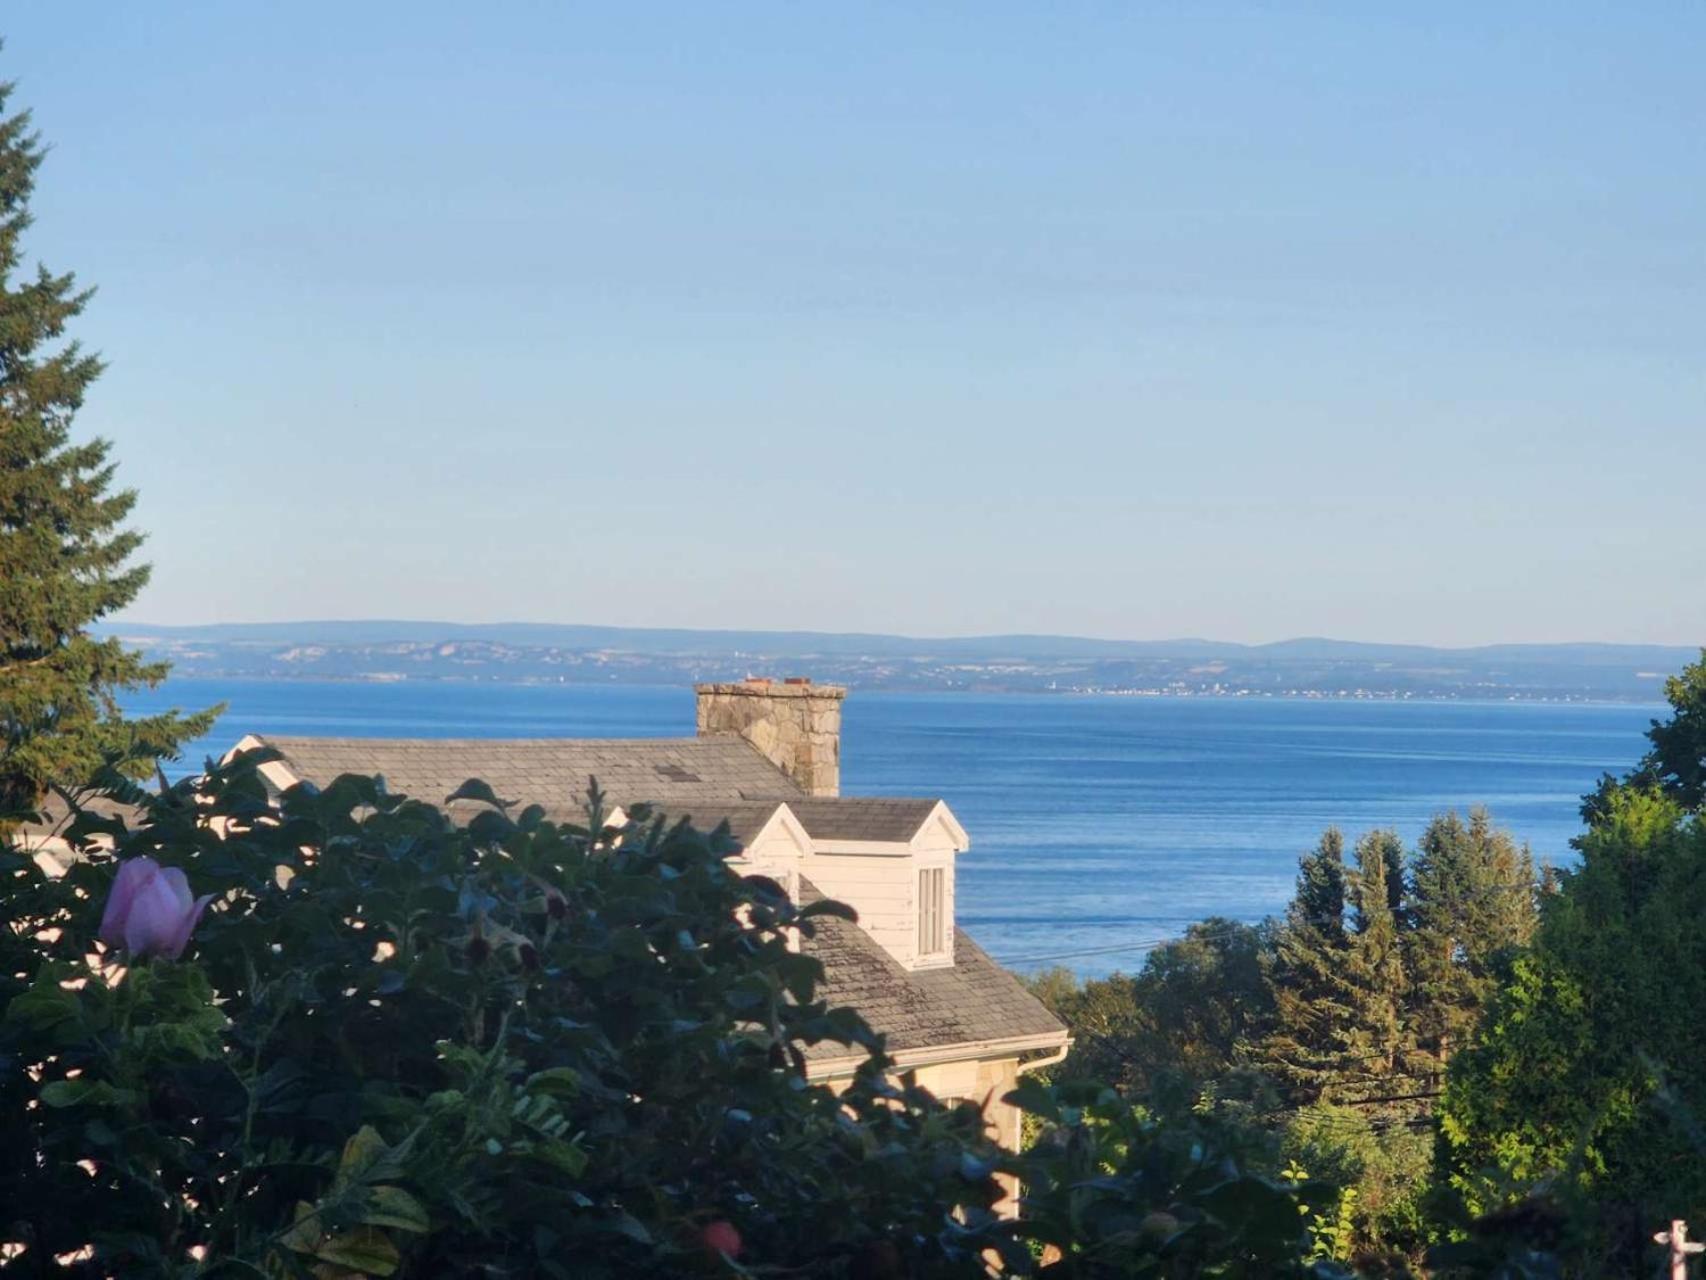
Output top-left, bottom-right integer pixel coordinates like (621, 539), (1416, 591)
(6, 3), (1703, 647)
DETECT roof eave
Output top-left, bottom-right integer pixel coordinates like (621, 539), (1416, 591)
(803, 1029), (1072, 1080)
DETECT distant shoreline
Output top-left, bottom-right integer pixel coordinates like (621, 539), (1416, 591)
(145, 671), (1667, 708)
(111, 623), (1693, 705)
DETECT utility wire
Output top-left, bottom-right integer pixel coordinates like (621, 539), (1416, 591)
(994, 877), (1547, 968)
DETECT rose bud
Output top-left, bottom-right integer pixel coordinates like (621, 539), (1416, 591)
(698, 1220), (741, 1258)
(99, 858), (214, 961)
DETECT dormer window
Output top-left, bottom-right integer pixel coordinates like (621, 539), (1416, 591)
(918, 866), (947, 958)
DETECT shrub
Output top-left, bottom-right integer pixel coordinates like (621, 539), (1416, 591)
(1, 750), (1376, 1278)
(1, 750), (1002, 1277)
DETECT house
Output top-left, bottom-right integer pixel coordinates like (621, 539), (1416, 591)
(229, 678), (1071, 1179)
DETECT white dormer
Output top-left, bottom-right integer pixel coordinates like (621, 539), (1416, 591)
(718, 802), (812, 904)
(789, 799), (969, 972)
(224, 733), (309, 797)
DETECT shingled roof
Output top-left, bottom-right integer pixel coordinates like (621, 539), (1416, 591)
(252, 735), (802, 818)
(783, 797), (946, 843)
(242, 732), (1066, 1067)
(251, 738), (957, 847)
(799, 878), (1067, 1065)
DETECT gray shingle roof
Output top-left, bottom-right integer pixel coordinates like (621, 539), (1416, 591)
(244, 734), (1068, 1061)
(799, 878), (1068, 1061)
(783, 797), (944, 843)
(9, 792), (141, 842)
(254, 735), (802, 820)
(697, 800), (790, 846)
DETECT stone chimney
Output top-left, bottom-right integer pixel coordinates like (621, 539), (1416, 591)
(695, 678), (846, 797)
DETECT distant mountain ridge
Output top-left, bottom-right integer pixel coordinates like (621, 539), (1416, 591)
(100, 620), (1697, 701)
(104, 619), (1693, 664)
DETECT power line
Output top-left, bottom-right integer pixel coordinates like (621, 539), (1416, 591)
(994, 878), (1546, 969)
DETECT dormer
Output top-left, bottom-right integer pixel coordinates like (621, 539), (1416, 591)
(710, 801), (812, 903)
(788, 798), (970, 971)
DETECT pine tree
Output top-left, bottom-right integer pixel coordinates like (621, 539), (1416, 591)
(0, 77), (216, 834)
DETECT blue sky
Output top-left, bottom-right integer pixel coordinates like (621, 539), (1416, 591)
(8, 4), (1702, 645)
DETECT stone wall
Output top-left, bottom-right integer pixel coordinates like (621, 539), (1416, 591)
(694, 678), (846, 797)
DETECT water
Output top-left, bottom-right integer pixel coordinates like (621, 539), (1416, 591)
(129, 679), (1659, 978)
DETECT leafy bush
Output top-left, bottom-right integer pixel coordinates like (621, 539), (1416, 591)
(1436, 786), (1706, 1273)
(1, 751), (1368, 1279)
(1003, 1079), (1352, 1278)
(1282, 1105), (1431, 1263)
(1, 751), (1005, 1277)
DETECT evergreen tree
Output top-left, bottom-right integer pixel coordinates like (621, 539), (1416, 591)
(0, 77), (215, 834)
(1260, 828), (1355, 1101)
(1342, 829), (1408, 1088)
(1404, 809), (1535, 1080)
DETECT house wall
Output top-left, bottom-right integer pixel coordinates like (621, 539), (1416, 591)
(733, 822), (806, 892)
(801, 809), (962, 971)
(799, 852), (916, 964)
(818, 1054), (1025, 1216)
(803, 849), (955, 971)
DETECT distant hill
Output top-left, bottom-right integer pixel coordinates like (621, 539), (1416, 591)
(100, 620), (1698, 702)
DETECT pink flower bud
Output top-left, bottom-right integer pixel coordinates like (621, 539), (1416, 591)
(99, 858), (214, 961)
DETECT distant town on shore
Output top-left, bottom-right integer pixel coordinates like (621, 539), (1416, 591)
(107, 620), (1694, 703)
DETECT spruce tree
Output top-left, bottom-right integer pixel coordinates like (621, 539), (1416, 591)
(1342, 829), (1408, 1089)
(0, 77), (216, 834)
(1260, 828), (1355, 1101)
(1404, 808), (1534, 1080)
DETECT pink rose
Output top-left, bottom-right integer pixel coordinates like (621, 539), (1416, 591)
(99, 858), (214, 960)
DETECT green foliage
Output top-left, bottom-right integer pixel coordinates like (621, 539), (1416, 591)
(1025, 920), (1275, 1114)
(1004, 1079), (1353, 1279)
(0, 76), (216, 833)
(1283, 1106), (1431, 1265)
(1, 756), (1011, 1276)
(1437, 785), (1706, 1272)
(1405, 812), (1535, 1079)
(1261, 830), (1355, 1099)
(1582, 648), (1706, 820)
(1341, 832), (1407, 1088)
(1644, 653), (1706, 810)
(1038, 813), (1539, 1269)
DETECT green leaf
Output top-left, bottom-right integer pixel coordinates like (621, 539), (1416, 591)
(445, 778), (513, 809)
(4, 979), (90, 1045)
(524, 1067), (581, 1098)
(1004, 1077), (1062, 1123)
(40, 1078), (132, 1108)
(467, 808), (519, 843)
(314, 1226), (401, 1276)
(519, 1137), (588, 1178)
(361, 1187), (430, 1234)
(333, 1125), (395, 1191)
(797, 897), (858, 923)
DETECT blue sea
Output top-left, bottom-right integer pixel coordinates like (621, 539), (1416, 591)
(128, 680), (1659, 978)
